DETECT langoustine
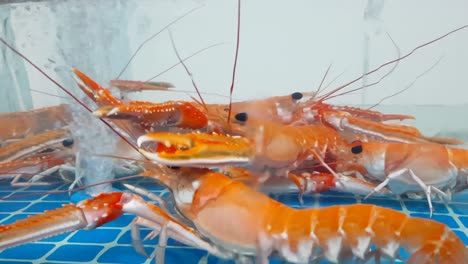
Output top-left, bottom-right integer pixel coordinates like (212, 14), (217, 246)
(74, 67), (317, 133)
(338, 140), (468, 215)
(135, 116), (391, 198)
(74, 67), (423, 143)
(0, 104), (71, 145)
(0, 129), (76, 186)
(0, 167), (466, 263)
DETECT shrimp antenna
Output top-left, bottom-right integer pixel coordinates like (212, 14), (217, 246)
(115, 5), (204, 80)
(30, 88), (72, 100)
(227, 0), (242, 124)
(368, 56), (443, 109)
(322, 31), (401, 101)
(317, 24), (468, 102)
(145, 42), (227, 82)
(310, 63), (333, 102)
(168, 28), (207, 110)
(112, 42), (228, 97)
(315, 70), (346, 98)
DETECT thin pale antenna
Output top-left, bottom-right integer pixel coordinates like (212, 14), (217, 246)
(310, 63), (333, 101)
(227, 0), (241, 124)
(368, 56), (443, 109)
(115, 5), (205, 80)
(145, 42), (227, 82)
(30, 89), (72, 100)
(316, 63), (332, 94)
(317, 24), (468, 102)
(322, 31), (401, 101)
(318, 71), (346, 96)
(168, 28), (207, 109)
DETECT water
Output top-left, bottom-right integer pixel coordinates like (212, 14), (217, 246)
(1, 1), (468, 263)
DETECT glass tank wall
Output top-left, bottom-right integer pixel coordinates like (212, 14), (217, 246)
(2, 0), (468, 135)
(1, 1), (468, 264)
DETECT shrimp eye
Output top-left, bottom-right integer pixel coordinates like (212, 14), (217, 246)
(168, 166), (180, 170)
(235, 112), (248, 122)
(291, 92), (303, 100)
(62, 138), (74, 147)
(350, 140), (363, 154)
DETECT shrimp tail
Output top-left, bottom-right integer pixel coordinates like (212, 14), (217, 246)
(403, 217), (468, 263)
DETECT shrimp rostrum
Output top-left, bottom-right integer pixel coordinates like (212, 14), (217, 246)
(1, 167), (466, 263)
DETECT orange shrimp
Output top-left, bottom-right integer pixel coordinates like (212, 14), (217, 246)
(161, 168), (468, 264)
(1, 168), (466, 263)
(0, 151), (75, 186)
(80, 68), (415, 138)
(74, 67), (324, 132)
(137, 117), (347, 171)
(0, 104), (70, 144)
(0, 129), (72, 161)
(0, 129), (75, 186)
(136, 118), (388, 199)
(340, 140), (468, 215)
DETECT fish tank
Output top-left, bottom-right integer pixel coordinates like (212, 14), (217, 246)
(1, 0), (468, 263)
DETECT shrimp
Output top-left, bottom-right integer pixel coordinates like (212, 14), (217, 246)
(0, 150), (75, 186)
(340, 140), (468, 215)
(157, 168), (468, 264)
(0, 129), (76, 186)
(1, 167), (466, 263)
(0, 104), (70, 145)
(80, 68), (415, 137)
(136, 119), (385, 198)
(74, 67), (324, 133)
(0, 129), (72, 162)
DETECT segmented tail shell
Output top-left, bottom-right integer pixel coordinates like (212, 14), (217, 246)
(265, 204), (468, 263)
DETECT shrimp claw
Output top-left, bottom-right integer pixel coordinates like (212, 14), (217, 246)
(93, 101), (208, 130)
(0, 191), (231, 262)
(0, 192), (124, 250)
(73, 68), (122, 106)
(137, 131), (252, 166)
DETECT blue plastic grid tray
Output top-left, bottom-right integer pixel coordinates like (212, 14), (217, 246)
(1, 177), (467, 264)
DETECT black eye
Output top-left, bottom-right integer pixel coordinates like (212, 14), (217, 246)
(62, 138), (74, 147)
(235, 112), (248, 122)
(168, 166), (180, 170)
(291, 92), (303, 100)
(224, 108), (229, 112)
(350, 141), (363, 154)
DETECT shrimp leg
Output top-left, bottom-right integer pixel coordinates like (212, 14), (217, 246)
(364, 168), (449, 216)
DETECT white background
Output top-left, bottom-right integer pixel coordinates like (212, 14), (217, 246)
(4, 0), (468, 108)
